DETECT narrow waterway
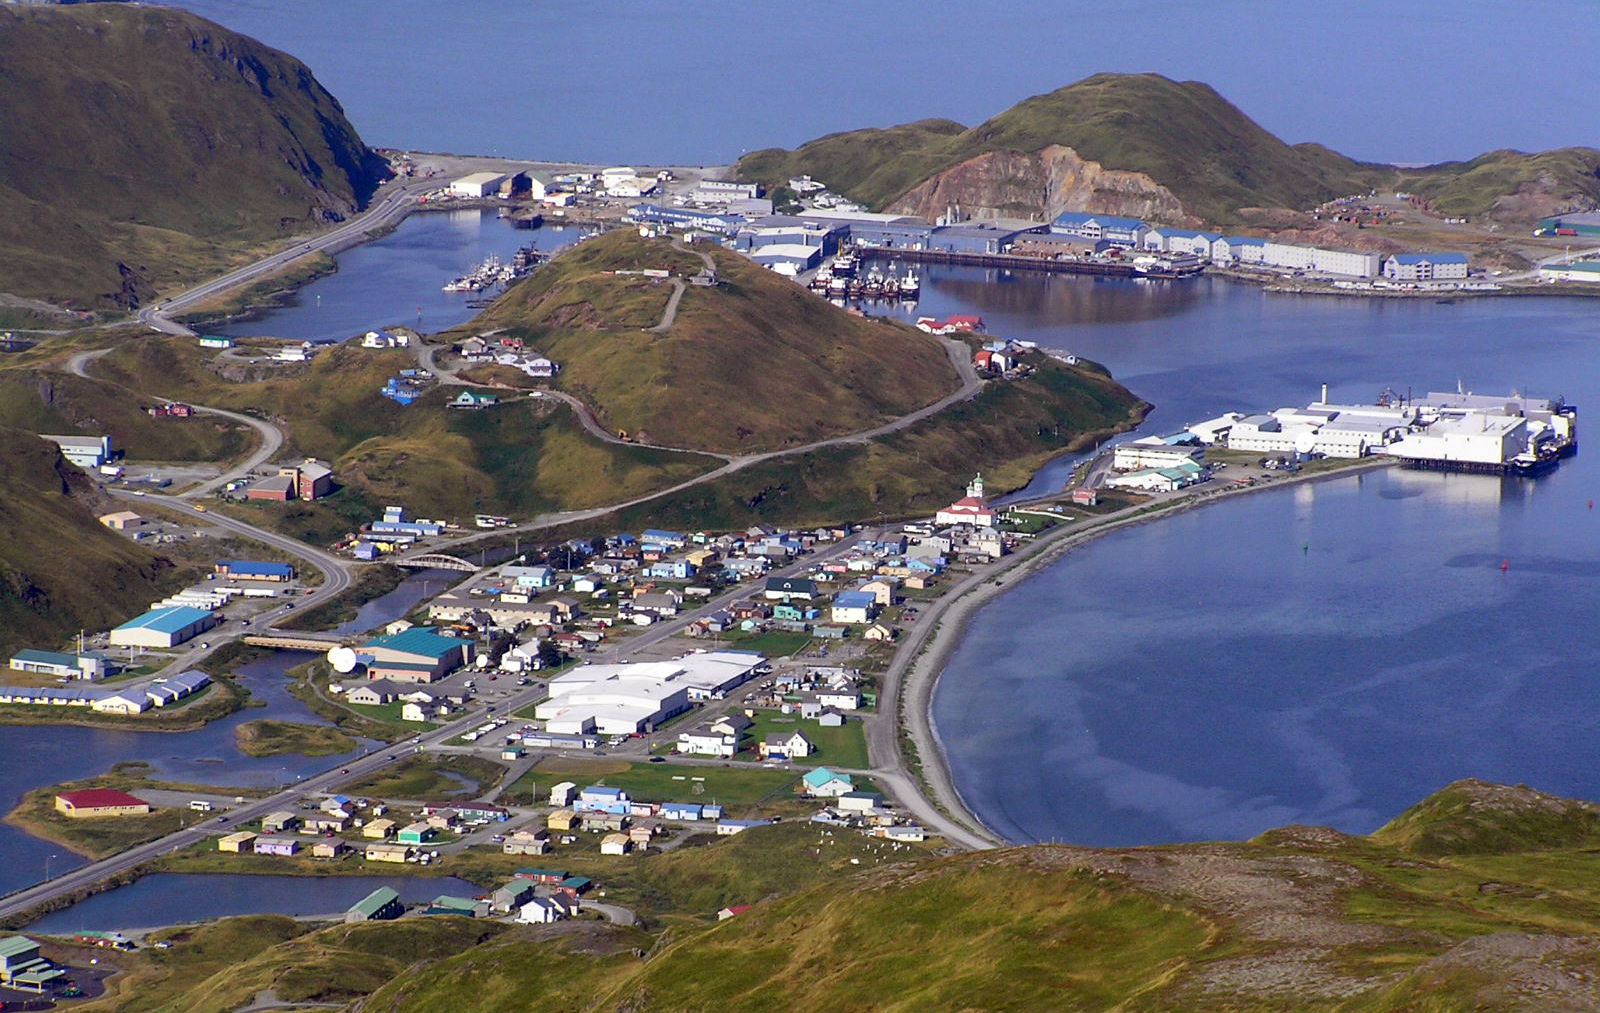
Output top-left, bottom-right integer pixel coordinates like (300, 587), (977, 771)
(214, 211), (591, 343)
(26, 873), (483, 933)
(0, 569), (454, 900)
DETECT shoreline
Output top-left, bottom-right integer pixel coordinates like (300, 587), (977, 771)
(892, 456), (1400, 847)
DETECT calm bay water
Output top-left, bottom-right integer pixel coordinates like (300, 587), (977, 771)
(215, 212), (590, 343)
(906, 269), (1600, 845)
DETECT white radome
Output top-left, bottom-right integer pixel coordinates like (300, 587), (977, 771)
(328, 646), (359, 673)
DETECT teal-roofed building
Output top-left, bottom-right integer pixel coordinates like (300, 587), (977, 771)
(0, 935), (65, 991)
(108, 605), (217, 649)
(425, 895), (485, 917)
(1537, 211), (1600, 237)
(802, 767), (854, 797)
(345, 886), (403, 923)
(359, 627), (472, 683)
(8, 649), (107, 680)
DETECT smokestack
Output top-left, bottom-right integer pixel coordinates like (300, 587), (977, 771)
(1320, 383), (1329, 405)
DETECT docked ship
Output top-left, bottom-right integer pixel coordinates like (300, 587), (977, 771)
(1385, 391), (1577, 476)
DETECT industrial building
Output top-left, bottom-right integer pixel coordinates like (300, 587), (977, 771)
(1537, 211), (1600, 237)
(54, 788), (150, 818)
(1112, 438), (1205, 472)
(214, 560), (296, 582)
(99, 511), (145, 531)
(1383, 252), (1469, 282)
(1145, 228), (1222, 258)
(1051, 212), (1148, 247)
(358, 627), (473, 683)
(926, 222), (1047, 254)
(0, 936), (65, 991)
(40, 434), (111, 468)
(9, 649), (107, 680)
(108, 605), (217, 649)
(1386, 413), (1529, 466)
(748, 244), (821, 274)
(628, 204), (743, 233)
(1539, 261), (1600, 283)
(535, 651), (763, 734)
(693, 179), (762, 202)
(449, 172), (508, 198)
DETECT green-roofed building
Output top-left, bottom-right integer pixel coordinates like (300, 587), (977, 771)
(345, 886), (403, 923)
(802, 767), (854, 797)
(0, 935), (64, 990)
(359, 627), (473, 683)
(425, 895), (485, 917)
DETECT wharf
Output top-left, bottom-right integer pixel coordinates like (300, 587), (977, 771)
(857, 247), (1196, 279)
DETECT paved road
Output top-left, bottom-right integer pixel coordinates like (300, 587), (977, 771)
(68, 348), (284, 498)
(399, 337), (983, 562)
(647, 278), (686, 333)
(136, 177), (443, 338)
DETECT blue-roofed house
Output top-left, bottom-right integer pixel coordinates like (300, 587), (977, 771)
(1383, 252), (1469, 282)
(830, 591), (878, 625)
(109, 606), (217, 649)
(359, 627), (472, 683)
(503, 565), (556, 589)
(1051, 212), (1149, 247)
(576, 786), (630, 814)
(640, 529), (687, 550)
(659, 801), (705, 821)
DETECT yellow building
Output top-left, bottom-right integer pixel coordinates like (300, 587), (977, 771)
(217, 832), (257, 853)
(364, 843), (412, 864)
(54, 789), (151, 818)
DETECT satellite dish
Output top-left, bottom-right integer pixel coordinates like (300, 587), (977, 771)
(328, 646), (360, 673)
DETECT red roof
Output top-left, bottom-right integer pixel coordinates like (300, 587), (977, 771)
(58, 788), (147, 809)
(947, 497), (993, 511)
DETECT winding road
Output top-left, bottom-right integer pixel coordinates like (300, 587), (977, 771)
(135, 177), (443, 338)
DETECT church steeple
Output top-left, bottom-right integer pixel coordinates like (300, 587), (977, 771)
(967, 473), (985, 499)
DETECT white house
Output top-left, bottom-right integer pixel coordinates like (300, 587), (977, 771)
(817, 691), (861, 711)
(760, 730), (813, 759)
(678, 731), (737, 758)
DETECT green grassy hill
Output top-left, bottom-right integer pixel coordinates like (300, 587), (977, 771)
(458, 231), (962, 455)
(0, 3), (387, 311)
(98, 780), (1600, 1013)
(0, 370), (250, 462)
(82, 338), (718, 535)
(0, 428), (175, 658)
(739, 72), (1600, 228)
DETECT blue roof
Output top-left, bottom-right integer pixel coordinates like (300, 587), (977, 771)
(641, 529), (684, 541)
(582, 785), (625, 798)
(219, 560), (294, 578)
(1222, 235), (1266, 247)
(359, 627), (463, 660)
(833, 592), (876, 609)
(1053, 211), (1148, 230)
(1389, 252), (1468, 265)
(113, 606), (213, 635)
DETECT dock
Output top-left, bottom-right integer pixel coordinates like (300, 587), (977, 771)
(857, 247), (1198, 279)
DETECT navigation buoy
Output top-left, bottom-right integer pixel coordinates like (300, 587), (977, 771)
(1501, 559), (1510, 573)
(1589, 499), (1594, 510)
(1302, 540), (1309, 555)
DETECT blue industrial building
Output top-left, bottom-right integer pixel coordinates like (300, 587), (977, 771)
(629, 204), (743, 233)
(1051, 212), (1149, 247)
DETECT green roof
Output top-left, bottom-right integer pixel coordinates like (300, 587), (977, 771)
(0, 935), (38, 960)
(430, 895), (479, 911)
(348, 886), (400, 917)
(361, 627), (464, 661)
(1547, 260), (1600, 273)
(803, 767), (852, 788)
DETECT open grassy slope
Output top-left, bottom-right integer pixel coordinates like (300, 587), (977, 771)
(86, 338), (718, 528)
(458, 231), (961, 454)
(740, 72), (1600, 227)
(386, 782), (1600, 1012)
(0, 428), (174, 658)
(0, 369), (250, 462)
(0, 3), (387, 310)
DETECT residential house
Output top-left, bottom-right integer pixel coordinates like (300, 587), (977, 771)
(365, 842), (413, 863)
(802, 767), (855, 797)
(761, 730), (814, 760)
(600, 833), (632, 855)
(764, 576), (819, 601)
(830, 591), (877, 625)
(678, 730), (737, 757)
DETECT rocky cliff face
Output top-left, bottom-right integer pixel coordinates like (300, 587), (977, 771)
(888, 144), (1202, 225)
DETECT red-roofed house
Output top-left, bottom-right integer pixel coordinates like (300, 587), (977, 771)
(717, 904), (752, 921)
(934, 475), (996, 528)
(55, 789), (151, 818)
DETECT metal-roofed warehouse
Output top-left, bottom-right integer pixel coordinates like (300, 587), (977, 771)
(108, 605), (217, 649)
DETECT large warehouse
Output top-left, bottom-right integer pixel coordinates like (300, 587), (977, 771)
(535, 652), (766, 734)
(1537, 211), (1600, 237)
(358, 627), (473, 683)
(108, 605), (217, 649)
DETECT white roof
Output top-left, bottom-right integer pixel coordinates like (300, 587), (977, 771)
(454, 171), (506, 186)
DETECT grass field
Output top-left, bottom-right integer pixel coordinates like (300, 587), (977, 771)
(745, 711), (870, 769)
(234, 719), (357, 758)
(340, 754), (506, 800)
(713, 630), (814, 656)
(500, 757), (801, 808)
